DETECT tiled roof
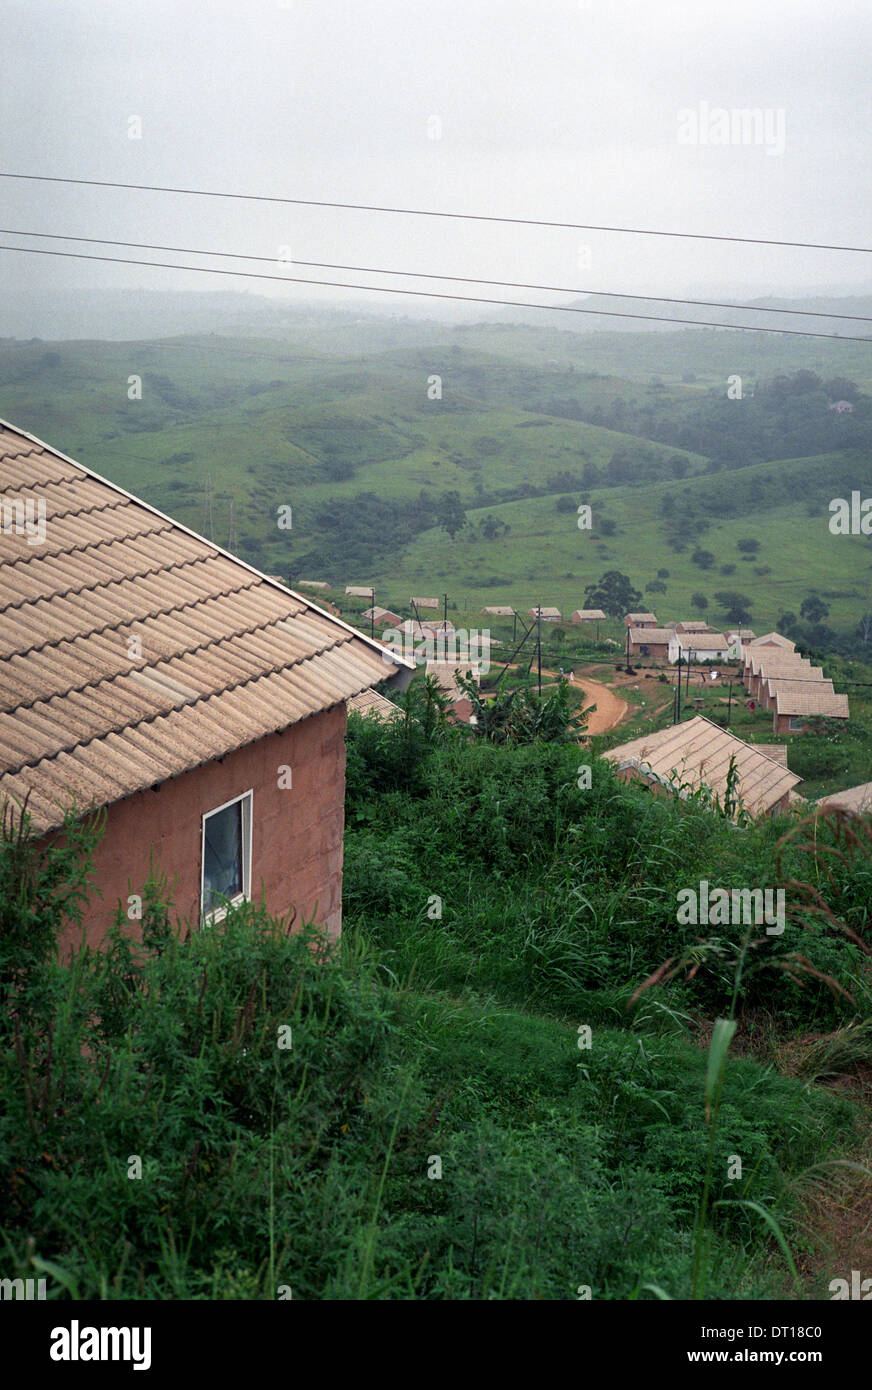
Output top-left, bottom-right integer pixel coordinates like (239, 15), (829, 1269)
(347, 689), (400, 723)
(482, 606), (515, 617)
(528, 606), (561, 619)
(774, 689), (849, 718)
(749, 632), (795, 649)
(602, 714), (801, 817)
(425, 661), (480, 699)
(626, 612), (657, 623)
(765, 676), (830, 698)
(746, 651), (813, 676)
(754, 743), (789, 766)
(818, 781), (872, 813)
(628, 627), (672, 643)
(572, 609), (607, 621)
(673, 632), (729, 651)
(0, 420), (412, 834)
(362, 606), (402, 624)
(410, 596), (439, 608)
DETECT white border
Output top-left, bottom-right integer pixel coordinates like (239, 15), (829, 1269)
(201, 788), (253, 924)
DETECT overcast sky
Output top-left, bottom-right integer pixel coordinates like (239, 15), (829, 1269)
(2, 0), (871, 322)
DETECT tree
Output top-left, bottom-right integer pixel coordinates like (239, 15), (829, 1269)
(800, 595), (830, 624)
(737, 538), (760, 555)
(714, 591), (753, 625)
(777, 611), (799, 636)
(583, 570), (642, 619)
(691, 592), (708, 612)
(479, 513), (501, 539)
(691, 549), (715, 570)
(457, 672), (593, 746)
(436, 490), (466, 541)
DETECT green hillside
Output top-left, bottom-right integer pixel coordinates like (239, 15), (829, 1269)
(1, 318), (871, 643)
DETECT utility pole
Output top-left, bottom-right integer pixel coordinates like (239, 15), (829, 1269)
(370, 588), (375, 640)
(537, 605), (542, 697)
(675, 651), (682, 723)
(443, 592), (448, 629)
(625, 624), (631, 672)
(727, 680), (733, 727)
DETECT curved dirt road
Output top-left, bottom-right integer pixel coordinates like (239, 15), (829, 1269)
(540, 668), (629, 736)
(568, 674), (629, 736)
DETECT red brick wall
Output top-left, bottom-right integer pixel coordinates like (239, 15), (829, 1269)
(50, 704), (348, 958)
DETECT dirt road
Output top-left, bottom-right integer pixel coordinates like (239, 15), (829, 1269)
(540, 668), (629, 736)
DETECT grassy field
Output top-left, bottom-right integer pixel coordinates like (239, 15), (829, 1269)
(2, 316), (871, 640)
(371, 454), (872, 633)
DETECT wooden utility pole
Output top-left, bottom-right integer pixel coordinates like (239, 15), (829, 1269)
(370, 589), (375, 639)
(537, 605), (542, 697)
(727, 680), (733, 726)
(675, 651), (682, 723)
(625, 624), (631, 672)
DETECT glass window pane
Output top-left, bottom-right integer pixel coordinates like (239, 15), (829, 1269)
(203, 800), (242, 914)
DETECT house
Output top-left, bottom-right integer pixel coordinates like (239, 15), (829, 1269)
(744, 652), (814, 698)
(828, 400), (854, 414)
(482, 606), (515, 617)
(528, 606), (562, 622)
(345, 585), (375, 599)
(817, 781), (872, 814)
(675, 620), (714, 634)
(410, 596), (440, 610)
(772, 688), (849, 735)
(759, 673), (827, 711)
(425, 661), (479, 722)
(0, 420), (414, 957)
(668, 631), (729, 663)
(627, 626), (672, 660)
(297, 580), (330, 591)
(347, 689), (400, 723)
(572, 609), (607, 624)
(726, 629), (756, 645)
(748, 632), (795, 651)
(362, 605), (403, 628)
(602, 715), (801, 818)
(625, 612), (657, 628)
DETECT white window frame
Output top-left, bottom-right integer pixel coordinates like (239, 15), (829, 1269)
(201, 789), (253, 924)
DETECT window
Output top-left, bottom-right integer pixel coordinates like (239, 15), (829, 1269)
(788, 717), (804, 731)
(201, 791), (252, 921)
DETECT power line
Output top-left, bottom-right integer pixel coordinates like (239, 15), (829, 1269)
(4, 226), (872, 326)
(1, 242), (869, 341)
(2, 170), (870, 254)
